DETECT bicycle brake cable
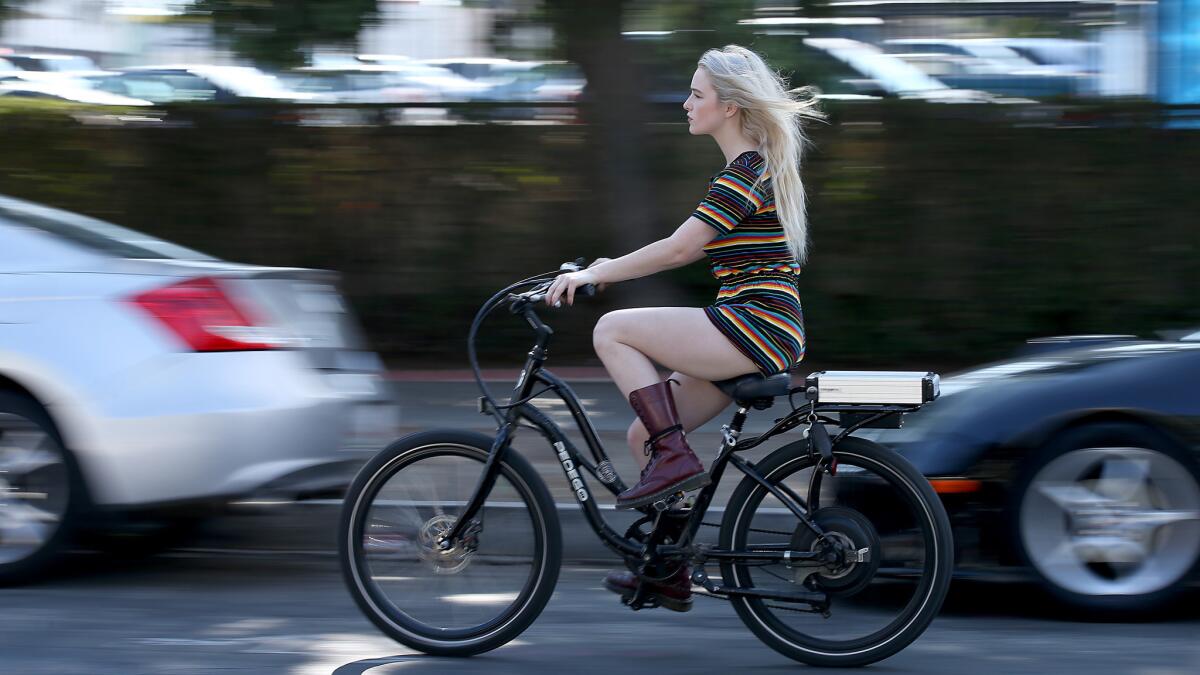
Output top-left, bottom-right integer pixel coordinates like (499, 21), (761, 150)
(468, 270), (561, 423)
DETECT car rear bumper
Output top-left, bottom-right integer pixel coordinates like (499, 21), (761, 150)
(60, 350), (399, 506)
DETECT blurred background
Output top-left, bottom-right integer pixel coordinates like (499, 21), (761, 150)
(2, 0), (1198, 369)
(2, 2), (1200, 673)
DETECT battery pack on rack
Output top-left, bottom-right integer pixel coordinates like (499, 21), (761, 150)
(805, 371), (940, 405)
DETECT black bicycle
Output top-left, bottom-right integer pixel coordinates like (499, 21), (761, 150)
(339, 261), (954, 668)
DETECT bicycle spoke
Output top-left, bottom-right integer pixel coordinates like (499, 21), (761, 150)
(352, 445), (545, 638)
(720, 439), (951, 661)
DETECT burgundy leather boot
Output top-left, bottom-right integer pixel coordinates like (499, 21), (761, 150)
(603, 563), (694, 612)
(615, 380), (710, 510)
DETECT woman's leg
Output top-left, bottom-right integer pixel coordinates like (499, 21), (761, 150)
(625, 372), (732, 470)
(593, 306), (760, 468)
(592, 306), (760, 395)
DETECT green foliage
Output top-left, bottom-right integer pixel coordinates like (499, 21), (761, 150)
(0, 0), (26, 18)
(2, 102), (1198, 371)
(191, 0), (380, 67)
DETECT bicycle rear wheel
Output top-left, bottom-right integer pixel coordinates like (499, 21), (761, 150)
(339, 430), (561, 656)
(719, 436), (953, 667)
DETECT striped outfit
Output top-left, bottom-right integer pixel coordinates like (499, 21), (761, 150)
(692, 150), (805, 375)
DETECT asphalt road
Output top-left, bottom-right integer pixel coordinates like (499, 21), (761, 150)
(2, 550), (1198, 675)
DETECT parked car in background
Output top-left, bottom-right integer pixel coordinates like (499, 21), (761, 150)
(0, 195), (399, 584)
(0, 52), (102, 74)
(845, 333), (1200, 613)
(802, 38), (994, 103)
(288, 65), (430, 103)
(85, 65), (320, 104)
(979, 38), (1099, 76)
(0, 78), (152, 106)
(881, 39), (1084, 98)
(339, 56), (491, 101)
(985, 38), (1100, 96)
(422, 58), (585, 102)
(367, 62), (491, 101)
(285, 65), (449, 125)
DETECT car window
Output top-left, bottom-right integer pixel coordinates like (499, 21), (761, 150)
(197, 68), (292, 98)
(0, 223), (97, 269)
(347, 73), (387, 90)
(4, 56), (48, 71)
(127, 74), (218, 102)
(0, 197), (215, 261)
(294, 73), (345, 92)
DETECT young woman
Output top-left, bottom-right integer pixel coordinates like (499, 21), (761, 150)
(544, 45), (823, 610)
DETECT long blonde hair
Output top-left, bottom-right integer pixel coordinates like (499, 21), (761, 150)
(698, 45), (825, 263)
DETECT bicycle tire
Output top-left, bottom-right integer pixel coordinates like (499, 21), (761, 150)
(719, 436), (953, 667)
(339, 429), (562, 656)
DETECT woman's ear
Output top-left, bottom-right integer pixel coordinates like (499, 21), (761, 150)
(724, 102), (739, 119)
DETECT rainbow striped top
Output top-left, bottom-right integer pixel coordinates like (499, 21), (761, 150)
(692, 150), (801, 281)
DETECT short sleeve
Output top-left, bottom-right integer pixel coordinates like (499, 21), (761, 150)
(691, 163), (768, 235)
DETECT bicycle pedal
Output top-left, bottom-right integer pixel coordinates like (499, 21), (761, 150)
(622, 594), (660, 612)
(651, 491), (686, 512)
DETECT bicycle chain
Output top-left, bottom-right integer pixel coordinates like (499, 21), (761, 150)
(700, 521), (793, 536)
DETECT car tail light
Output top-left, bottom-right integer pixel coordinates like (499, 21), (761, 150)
(130, 277), (283, 352)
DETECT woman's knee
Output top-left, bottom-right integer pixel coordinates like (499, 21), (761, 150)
(593, 309), (633, 350)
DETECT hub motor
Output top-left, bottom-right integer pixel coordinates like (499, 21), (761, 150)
(790, 506), (882, 596)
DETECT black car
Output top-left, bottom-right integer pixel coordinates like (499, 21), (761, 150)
(851, 333), (1200, 613)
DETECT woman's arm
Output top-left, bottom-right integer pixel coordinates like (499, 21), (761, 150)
(545, 217), (714, 306)
(589, 217), (713, 284)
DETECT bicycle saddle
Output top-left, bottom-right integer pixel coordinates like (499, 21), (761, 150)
(713, 372), (793, 404)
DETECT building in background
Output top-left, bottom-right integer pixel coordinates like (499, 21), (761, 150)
(1, 0), (496, 69)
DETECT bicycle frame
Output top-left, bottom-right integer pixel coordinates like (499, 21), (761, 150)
(443, 301), (920, 570)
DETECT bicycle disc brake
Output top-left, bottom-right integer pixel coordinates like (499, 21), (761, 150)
(418, 514), (480, 574)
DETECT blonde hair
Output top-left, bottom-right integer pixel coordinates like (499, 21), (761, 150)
(698, 45), (825, 263)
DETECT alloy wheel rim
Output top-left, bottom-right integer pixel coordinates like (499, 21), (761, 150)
(0, 412), (68, 564)
(1020, 446), (1200, 596)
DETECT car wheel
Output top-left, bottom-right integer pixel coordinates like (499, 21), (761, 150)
(1013, 421), (1200, 613)
(0, 391), (83, 585)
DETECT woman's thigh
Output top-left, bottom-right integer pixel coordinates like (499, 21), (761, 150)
(597, 306), (760, 382)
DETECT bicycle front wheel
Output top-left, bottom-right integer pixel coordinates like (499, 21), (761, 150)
(719, 436), (953, 668)
(339, 430), (561, 656)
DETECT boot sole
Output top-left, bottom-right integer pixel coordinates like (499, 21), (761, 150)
(603, 579), (693, 613)
(615, 472), (711, 510)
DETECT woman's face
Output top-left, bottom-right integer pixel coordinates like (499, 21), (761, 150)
(683, 68), (728, 136)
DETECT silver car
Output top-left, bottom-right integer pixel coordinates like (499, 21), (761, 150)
(0, 195), (399, 582)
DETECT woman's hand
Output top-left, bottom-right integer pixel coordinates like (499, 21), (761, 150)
(545, 269), (600, 307)
(588, 257), (612, 293)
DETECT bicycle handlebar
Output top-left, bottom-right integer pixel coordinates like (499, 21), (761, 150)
(508, 259), (597, 309)
(469, 259), (603, 422)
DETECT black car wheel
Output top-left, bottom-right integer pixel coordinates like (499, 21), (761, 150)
(1012, 421), (1200, 613)
(0, 391), (84, 585)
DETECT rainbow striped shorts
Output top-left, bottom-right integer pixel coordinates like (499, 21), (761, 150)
(704, 273), (805, 376)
